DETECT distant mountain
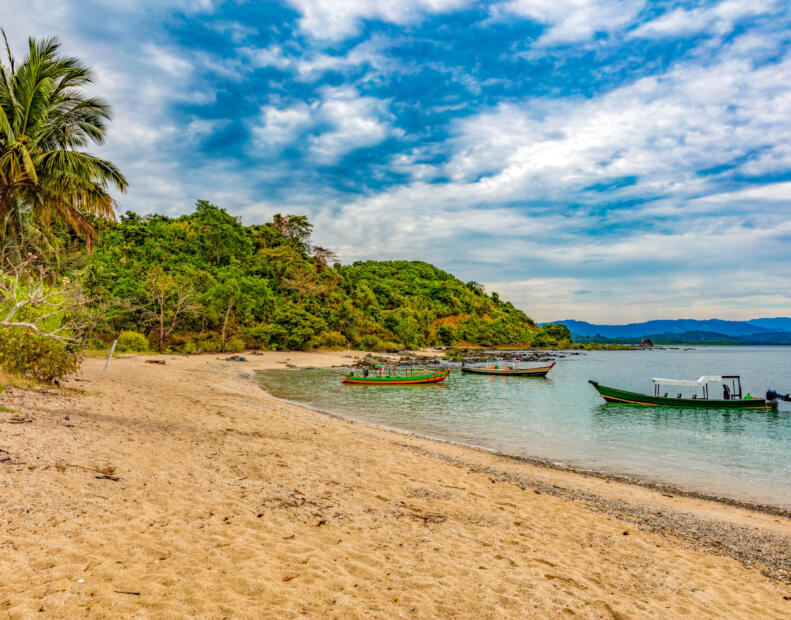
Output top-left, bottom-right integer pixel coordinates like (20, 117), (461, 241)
(543, 318), (791, 339)
(747, 318), (791, 332)
(573, 331), (791, 346)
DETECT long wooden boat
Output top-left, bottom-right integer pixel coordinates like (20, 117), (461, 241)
(589, 380), (777, 410)
(343, 368), (451, 385)
(461, 362), (554, 377)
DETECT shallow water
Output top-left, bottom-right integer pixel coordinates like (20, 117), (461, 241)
(257, 346), (791, 508)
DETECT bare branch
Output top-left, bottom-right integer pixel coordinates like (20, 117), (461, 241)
(0, 242), (87, 342)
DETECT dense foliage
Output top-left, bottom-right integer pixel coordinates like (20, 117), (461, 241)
(0, 327), (80, 381)
(59, 201), (565, 352)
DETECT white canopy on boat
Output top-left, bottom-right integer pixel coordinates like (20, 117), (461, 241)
(652, 376), (723, 386)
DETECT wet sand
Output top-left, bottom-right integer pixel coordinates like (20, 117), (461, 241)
(1, 351), (790, 618)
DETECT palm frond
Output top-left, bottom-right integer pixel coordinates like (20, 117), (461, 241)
(0, 33), (126, 249)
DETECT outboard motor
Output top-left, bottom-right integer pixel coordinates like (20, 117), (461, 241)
(766, 390), (791, 402)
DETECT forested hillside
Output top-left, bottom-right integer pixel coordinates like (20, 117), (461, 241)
(0, 36), (568, 383)
(71, 201), (564, 353)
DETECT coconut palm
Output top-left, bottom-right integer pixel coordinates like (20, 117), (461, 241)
(0, 32), (127, 250)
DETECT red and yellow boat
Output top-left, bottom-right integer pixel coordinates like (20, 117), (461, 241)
(342, 367), (451, 385)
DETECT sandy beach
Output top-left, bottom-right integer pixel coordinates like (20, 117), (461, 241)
(1, 350), (790, 618)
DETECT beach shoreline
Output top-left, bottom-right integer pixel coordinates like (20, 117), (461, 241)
(1, 350), (790, 617)
(256, 370), (791, 519)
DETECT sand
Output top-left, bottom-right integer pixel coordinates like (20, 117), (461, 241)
(1, 350), (790, 618)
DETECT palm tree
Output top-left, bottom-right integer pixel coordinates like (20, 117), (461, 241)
(0, 32), (127, 251)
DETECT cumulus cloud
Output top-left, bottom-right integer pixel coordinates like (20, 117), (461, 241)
(251, 87), (398, 162)
(632, 0), (781, 39)
(441, 38), (791, 205)
(286, 0), (474, 40)
(245, 36), (395, 81)
(496, 0), (645, 44)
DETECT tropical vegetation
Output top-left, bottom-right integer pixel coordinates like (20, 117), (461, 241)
(0, 35), (571, 382)
(73, 202), (566, 353)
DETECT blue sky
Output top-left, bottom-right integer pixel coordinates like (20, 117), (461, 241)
(6, 0), (791, 322)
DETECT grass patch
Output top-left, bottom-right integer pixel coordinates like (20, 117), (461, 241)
(80, 349), (113, 359)
(0, 368), (44, 391)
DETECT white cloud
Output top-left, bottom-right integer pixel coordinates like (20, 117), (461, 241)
(251, 87), (398, 162)
(309, 87), (398, 162)
(252, 103), (313, 150)
(498, 0), (645, 44)
(438, 40), (791, 205)
(286, 0), (473, 40)
(245, 37), (395, 81)
(633, 0), (780, 39)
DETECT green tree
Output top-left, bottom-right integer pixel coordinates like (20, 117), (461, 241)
(272, 213), (313, 254)
(191, 200), (251, 266)
(0, 34), (127, 249)
(137, 268), (198, 352)
(205, 266), (270, 351)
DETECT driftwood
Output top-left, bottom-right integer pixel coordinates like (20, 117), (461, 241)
(144, 360), (166, 365)
(57, 462), (120, 480)
(102, 340), (117, 376)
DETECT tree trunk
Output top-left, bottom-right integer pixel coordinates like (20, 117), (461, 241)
(221, 301), (234, 352)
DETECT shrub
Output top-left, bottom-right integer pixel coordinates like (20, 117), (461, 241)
(318, 330), (347, 348)
(116, 330), (149, 352)
(436, 324), (455, 346)
(182, 340), (199, 355)
(244, 324), (271, 348)
(224, 337), (246, 353)
(360, 334), (381, 351)
(199, 336), (222, 353)
(0, 328), (80, 382)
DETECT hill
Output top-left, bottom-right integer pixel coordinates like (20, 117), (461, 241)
(64, 202), (566, 352)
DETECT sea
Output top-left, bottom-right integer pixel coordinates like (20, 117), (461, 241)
(256, 346), (791, 508)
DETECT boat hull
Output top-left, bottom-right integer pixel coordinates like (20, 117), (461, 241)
(343, 369), (450, 385)
(461, 362), (554, 377)
(589, 381), (777, 410)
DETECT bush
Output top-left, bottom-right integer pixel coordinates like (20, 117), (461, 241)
(318, 330), (347, 348)
(224, 337), (246, 353)
(182, 340), (199, 355)
(360, 334), (381, 351)
(116, 330), (149, 352)
(199, 336), (222, 353)
(436, 324), (456, 346)
(0, 328), (80, 382)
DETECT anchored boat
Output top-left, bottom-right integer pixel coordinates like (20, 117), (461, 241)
(461, 361), (555, 377)
(589, 375), (779, 410)
(342, 366), (451, 385)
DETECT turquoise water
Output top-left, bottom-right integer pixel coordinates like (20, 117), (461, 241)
(256, 347), (791, 508)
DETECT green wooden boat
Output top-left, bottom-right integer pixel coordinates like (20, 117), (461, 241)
(343, 367), (450, 385)
(589, 376), (778, 410)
